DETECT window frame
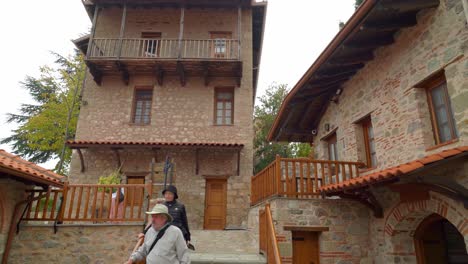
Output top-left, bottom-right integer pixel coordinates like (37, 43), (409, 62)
(360, 116), (376, 168)
(131, 86), (154, 125)
(325, 133), (338, 161)
(213, 87), (234, 126)
(425, 74), (458, 146)
(210, 31), (232, 59)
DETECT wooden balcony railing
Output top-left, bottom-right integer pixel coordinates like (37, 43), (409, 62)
(22, 182), (152, 223)
(88, 38), (240, 60)
(259, 203), (282, 264)
(251, 155), (364, 205)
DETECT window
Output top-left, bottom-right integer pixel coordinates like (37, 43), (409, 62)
(214, 88), (234, 125)
(210, 32), (232, 58)
(132, 88), (153, 124)
(426, 75), (458, 145)
(361, 117), (377, 168)
(141, 32), (161, 57)
(326, 133), (338, 161)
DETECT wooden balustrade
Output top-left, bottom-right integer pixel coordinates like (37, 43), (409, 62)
(88, 38), (240, 60)
(23, 182), (151, 223)
(259, 203), (281, 264)
(251, 156), (364, 205)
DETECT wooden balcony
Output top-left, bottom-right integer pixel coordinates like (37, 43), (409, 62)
(251, 155), (364, 205)
(21, 182), (152, 224)
(85, 38), (242, 86)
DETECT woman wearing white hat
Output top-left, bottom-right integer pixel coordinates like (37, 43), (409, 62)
(126, 204), (190, 264)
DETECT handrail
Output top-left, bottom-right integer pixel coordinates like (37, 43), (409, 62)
(23, 183), (150, 223)
(259, 203), (281, 264)
(251, 156), (365, 205)
(88, 38), (240, 60)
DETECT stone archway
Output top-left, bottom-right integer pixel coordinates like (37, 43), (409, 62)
(382, 193), (468, 263)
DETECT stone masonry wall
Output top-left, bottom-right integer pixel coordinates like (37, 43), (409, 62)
(70, 7), (255, 229)
(314, 1), (468, 168)
(7, 224), (141, 264)
(248, 198), (372, 264)
(0, 178), (28, 262)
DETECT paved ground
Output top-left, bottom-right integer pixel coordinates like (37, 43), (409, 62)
(190, 253), (267, 264)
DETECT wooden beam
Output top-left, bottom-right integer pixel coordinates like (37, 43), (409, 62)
(316, 63), (364, 76)
(361, 16), (417, 31)
(155, 65), (164, 86)
(116, 61), (129, 85)
(77, 148), (85, 173)
(177, 6), (185, 59)
(345, 35), (394, 49)
(203, 62), (209, 86)
(86, 62), (102, 86)
(377, 0), (439, 12)
(328, 52), (374, 65)
(177, 61), (186, 86)
(86, 5), (100, 58)
(117, 2), (127, 59)
(340, 190), (383, 218)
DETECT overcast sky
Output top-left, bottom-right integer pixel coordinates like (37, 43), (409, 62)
(0, 0), (355, 169)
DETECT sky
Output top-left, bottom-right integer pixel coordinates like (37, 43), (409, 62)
(0, 0), (355, 169)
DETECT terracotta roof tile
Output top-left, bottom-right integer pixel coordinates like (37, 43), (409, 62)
(67, 140), (244, 148)
(319, 146), (467, 193)
(0, 150), (64, 187)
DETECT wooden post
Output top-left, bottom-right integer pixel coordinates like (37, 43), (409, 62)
(57, 181), (69, 223)
(275, 155), (282, 196)
(117, 2), (127, 59)
(237, 6), (242, 59)
(177, 6), (185, 59)
(86, 5), (100, 58)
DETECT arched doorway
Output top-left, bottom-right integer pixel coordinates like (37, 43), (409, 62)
(414, 213), (468, 264)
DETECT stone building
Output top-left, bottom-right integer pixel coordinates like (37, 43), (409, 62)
(253, 0), (468, 263)
(69, 0), (266, 231)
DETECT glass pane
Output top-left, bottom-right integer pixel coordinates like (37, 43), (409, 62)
(368, 125), (374, 138)
(216, 117), (223, 125)
(225, 110), (231, 117)
(217, 110), (223, 117)
(329, 144), (336, 161)
(435, 106), (448, 124)
(371, 154), (377, 168)
(369, 139), (375, 153)
(225, 102), (232, 110)
(217, 92), (233, 100)
(225, 117), (231, 124)
(217, 102), (223, 109)
(439, 124), (451, 142)
(431, 87), (444, 107)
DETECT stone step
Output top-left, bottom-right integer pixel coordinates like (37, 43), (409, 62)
(190, 253), (266, 264)
(190, 230), (259, 254)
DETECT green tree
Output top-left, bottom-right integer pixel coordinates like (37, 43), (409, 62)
(1, 51), (85, 174)
(355, 0), (364, 9)
(254, 83), (311, 173)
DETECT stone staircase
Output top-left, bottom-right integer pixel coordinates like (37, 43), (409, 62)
(189, 230), (266, 264)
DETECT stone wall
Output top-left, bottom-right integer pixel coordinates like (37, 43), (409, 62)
(314, 0), (468, 168)
(0, 178), (28, 262)
(248, 198), (372, 264)
(6, 224), (141, 264)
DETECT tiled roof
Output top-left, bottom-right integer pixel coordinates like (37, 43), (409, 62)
(320, 146), (468, 193)
(67, 140), (244, 148)
(0, 150), (65, 187)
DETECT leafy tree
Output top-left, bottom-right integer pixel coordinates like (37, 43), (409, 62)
(254, 83), (312, 173)
(354, 0), (364, 9)
(1, 51), (85, 174)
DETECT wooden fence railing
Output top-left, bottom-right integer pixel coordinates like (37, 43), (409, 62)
(88, 38), (240, 60)
(251, 155), (364, 205)
(22, 182), (152, 223)
(259, 203), (281, 264)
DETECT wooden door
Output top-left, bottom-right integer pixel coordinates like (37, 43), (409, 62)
(292, 231), (320, 264)
(210, 32), (232, 58)
(204, 178), (227, 230)
(127, 176), (145, 206)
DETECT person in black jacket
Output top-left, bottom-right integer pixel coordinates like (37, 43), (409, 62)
(162, 185), (191, 244)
